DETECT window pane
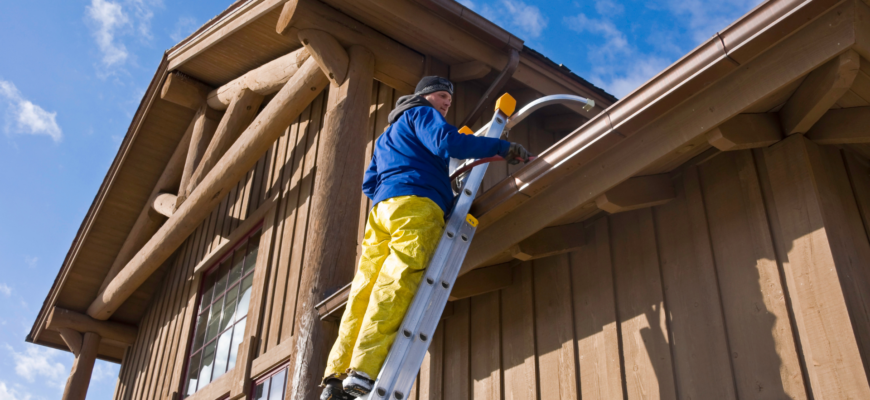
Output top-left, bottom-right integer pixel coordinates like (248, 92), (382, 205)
(213, 328), (233, 381)
(252, 379), (270, 400)
(229, 248), (245, 285)
(228, 317), (246, 369)
(184, 352), (202, 398)
(205, 296), (224, 343)
(200, 273), (216, 312)
(244, 235), (260, 274)
(197, 342), (216, 390)
(192, 311), (209, 350)
(220, 284), (239, 333)
(213, 261), (231, 296)
(268, 369), (287, 400)
(235, 274), (254, 323)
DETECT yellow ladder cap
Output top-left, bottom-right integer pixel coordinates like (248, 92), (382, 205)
(466, 214), (479, 227)
(458, 126), (474, 135)
(495, 93), (516, 117)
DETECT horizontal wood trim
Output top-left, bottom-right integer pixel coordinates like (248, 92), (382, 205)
(449, 262), (515, 301)
(316, 283), (352, 322)
(250, 338), (293, 379)
(183, 367), (233, 400)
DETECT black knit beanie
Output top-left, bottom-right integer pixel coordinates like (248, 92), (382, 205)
(415, 76), (454, 96)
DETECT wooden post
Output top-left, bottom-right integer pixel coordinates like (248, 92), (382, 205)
(61, 332), (100, 400)
(88, 57), (329, 320)
(762, 134), (870, 398)
(286, 45), (375, 400)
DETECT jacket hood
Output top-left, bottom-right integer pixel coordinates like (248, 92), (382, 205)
(387, 95), (434, 125)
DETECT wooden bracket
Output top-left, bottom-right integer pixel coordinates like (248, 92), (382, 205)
(780, 50), (859, 134)
(450, 60), (491, 82)
(57, 327), (83, 356)
(299, 29), (349, 86)
(509, 223), (585, 261)
(449, 261), (516, 301)
(47, 307), (138, 346)
(806, 106), (870, 144)
(161, 72), (212, 110)
(150, 192), (177, 218)
(707, 113), (783, 151)
(596, 174), (676, 214)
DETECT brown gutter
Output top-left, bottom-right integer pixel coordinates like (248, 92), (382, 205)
(471, 0), (842, 230)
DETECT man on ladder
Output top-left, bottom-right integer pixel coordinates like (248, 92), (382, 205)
(321, 76), (531, 400)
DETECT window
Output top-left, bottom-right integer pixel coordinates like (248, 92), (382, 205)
(184, 231), (261, 397)
(251, 365), (288, 400)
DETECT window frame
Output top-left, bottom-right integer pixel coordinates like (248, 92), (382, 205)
(178, 223), (264, 398)
(250, 362), (290, 400)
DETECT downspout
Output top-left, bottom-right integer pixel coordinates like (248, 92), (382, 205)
(459, 48), (520, 128)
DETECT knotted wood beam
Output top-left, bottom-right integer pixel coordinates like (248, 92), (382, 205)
(206, 47), (311, 110)
(88, 57), (329, 320)
(47, 307), (137, 345)
(780, 50), (859, 135)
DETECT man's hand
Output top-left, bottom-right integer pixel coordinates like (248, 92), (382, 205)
(505, 142), (532, 165)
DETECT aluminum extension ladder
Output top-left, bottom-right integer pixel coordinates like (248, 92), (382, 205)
(362, 93), (595, 400)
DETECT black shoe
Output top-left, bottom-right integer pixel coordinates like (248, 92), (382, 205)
(321, 379), (353, 400)
(342, 371), (375, 397)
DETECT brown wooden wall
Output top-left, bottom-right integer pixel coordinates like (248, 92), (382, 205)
(110, 79), (560, 400)
(404, 144), (870, 400)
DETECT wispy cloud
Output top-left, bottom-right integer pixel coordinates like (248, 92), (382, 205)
(92, 361), (119, 382)
(86, 0), (130, 67)
(24, 256), (38, 268)
(461, 0), (548, 38)
(658, 0), (763, 44)
(595, 0), (624, 15)
(171, 16), (199, 42)
(8, 345), (68, 389)
(0, 80), (63, 142)
(127, 0), (163, 39)
(0, 382), (33, 400)
(0, 283), (11, 297)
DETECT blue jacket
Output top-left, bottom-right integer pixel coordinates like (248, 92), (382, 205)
(362, 105), (510, 215)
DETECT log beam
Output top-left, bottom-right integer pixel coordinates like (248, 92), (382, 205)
(61, 332), (100, 400)
(596, 175), (676, 214)
(299, 29), (349, 86)
(780, 50), (859, 135)
(177, 104), (221, 208)
(450, 60), (491, 82)
(57, 327), (82, 356)
(47, 307), (138, 345)
(207, 47), (311, 110)
(161, 72), (212, 110)
(186, 88), (264, 197)
(150, 192), (176, 218)
(510, 223), (585, 261)
(277, 0), (422, 93)
(707, 113), (784, 151)
(286, 45), (375, 399)
(97, 113), (195, 293)
(806, 106), (870, 144)
(449, 262), (515, 301)
(87, 57), (329, 320)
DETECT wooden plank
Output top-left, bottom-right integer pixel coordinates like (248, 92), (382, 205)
(533, 254), (579, 400)
(470, 291), (501, 400)
(142, 251), (185, 398)
(706, 113), (783, 151)
(596, 174), (676, 214)
(780, 50), (860, 135)
(806, 106), (870, 144)
(449, 262), (514, 301)
(652, 166), (737, 399)
(610, 209), (677, 400)
(761, 134), (870, 398)
(500, 263), (537, 400)
(443, 299), (470, 400)
(509, 223), (584, 261)
(158, 242), (196, 400)
(570, 218), (624, 400)
(844, 152), (870, 239)
(418, 323), (444, 400)
(700, 150), (807, 398)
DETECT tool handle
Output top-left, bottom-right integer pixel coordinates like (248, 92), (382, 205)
(449, 155), (537, 181)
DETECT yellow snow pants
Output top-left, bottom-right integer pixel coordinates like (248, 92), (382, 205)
(324, 195), (445, 381)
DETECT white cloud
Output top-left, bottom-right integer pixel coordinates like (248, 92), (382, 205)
(171, 16), (199, 42)
(0, 80), (63, 142)
(92, 361), (119, 382)
(461, 0), (548, 38)
(565, 14), (629, 57)
(8, 345), (68, 389)
(660, 0), (763, 44)
(128, 0), (163, 39)
(0, 283), (10, 296)
(87, 0), (130, 67)
(24, 256), (38, 268)
(0, 382), (33, 400)
(595, 0), (624, 15)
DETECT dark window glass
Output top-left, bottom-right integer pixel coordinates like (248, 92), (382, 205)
(183, 231), (261, 398)
(251, 366), (287, 400)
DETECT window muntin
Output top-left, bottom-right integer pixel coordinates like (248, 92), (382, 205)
(251, 366), (287, 400)
(184, 232), (261, 397)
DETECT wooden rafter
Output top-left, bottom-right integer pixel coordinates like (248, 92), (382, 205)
(206, 47), (311, 110)
(510, 223), (585, 261)
(780, 50), (859, 135)
(806, 106), (870, 144)
(596, 175), (676, 214)
(160, 72), (212, 110)
(46, 307), (137, 345)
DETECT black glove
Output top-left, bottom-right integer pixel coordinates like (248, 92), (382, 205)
(505, 142), (531, 165)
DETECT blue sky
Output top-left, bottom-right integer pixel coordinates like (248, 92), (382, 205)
(0, 0), (760, 399)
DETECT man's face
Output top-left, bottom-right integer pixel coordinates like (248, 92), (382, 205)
(423, 91), (452, 117)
